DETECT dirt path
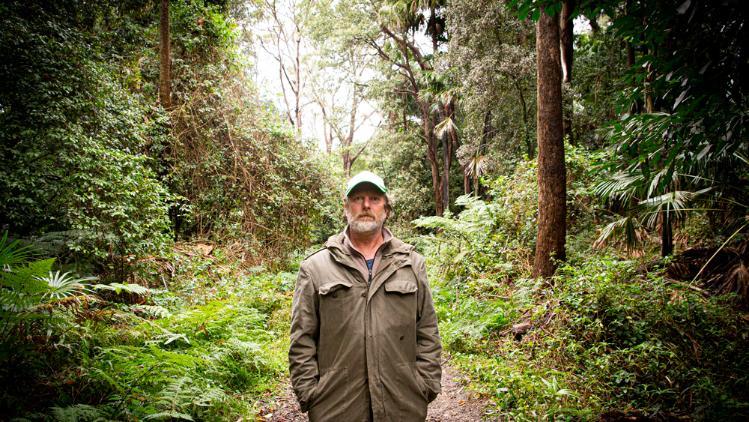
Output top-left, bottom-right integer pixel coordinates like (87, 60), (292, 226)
(258, 364), (490, 421)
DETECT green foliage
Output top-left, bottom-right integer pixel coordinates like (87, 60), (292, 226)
(0, 1), (172, 271)
(573, 28), (628, 147)
(2, 244), (292, 420)
(416, 144), (603, 287)
(446, 0), (537, 166)
(437, 255), (749, 419)
(595, 0), (749, 251)
(0, 234), (94, 338)
(0, 233), (102, 417)
(161, 0), (339, 260)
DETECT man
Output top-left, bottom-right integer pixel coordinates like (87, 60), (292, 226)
(289, 171), (442, 421)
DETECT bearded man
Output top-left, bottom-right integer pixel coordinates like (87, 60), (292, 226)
(289, 171), (442, 421)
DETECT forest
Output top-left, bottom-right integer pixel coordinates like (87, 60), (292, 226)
(0, 0), (747, 420)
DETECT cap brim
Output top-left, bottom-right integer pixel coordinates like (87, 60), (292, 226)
(345, 181), (387, 197)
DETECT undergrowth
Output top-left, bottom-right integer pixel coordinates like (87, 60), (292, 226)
(1, 242), (294, 421)
(434, 257), (749, 420)
(418, 152), (749, 420)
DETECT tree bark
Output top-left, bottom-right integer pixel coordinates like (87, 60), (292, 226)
(159, 0), (171, 110)
(533, 8), (567, 279)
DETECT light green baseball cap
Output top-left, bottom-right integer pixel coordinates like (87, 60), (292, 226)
(345, 171), (388, 197)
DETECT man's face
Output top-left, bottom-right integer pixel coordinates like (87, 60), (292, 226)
(345, 184), (388, 235)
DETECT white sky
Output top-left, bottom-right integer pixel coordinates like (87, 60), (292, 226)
(246, 9), (592, 152)
(250, 23), (383, 152)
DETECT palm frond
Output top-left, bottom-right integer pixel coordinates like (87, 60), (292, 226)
(639, 188), (711, 227)
(0, 232), (35, 269)
(734, 152), (749, 166)
(594, 172), (644, 202)
(37, 271), (97, 301)
(594, 215), (645, 252)
(464, 155), (489, 177)
(434, 116), (457, 139)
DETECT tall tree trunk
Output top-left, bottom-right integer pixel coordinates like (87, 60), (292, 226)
(422, 104), (443, 216)
(560, 0), (574, 144)
(159, 0), (171, 110)
(533, 8), (567, 279)
(463, 164), (470, 195)
(440, 99), (457, 213)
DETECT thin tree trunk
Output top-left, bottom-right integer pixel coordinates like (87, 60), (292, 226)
(295, 36), (302, 139)
(533, 8), (567, 279)
(463, 164), (470, 195)
(422, 104), (443, 216)
(512, 78), (534, 158)
(560, 0), (574, 145)
(660, 209), (673, 256)
(560, 0), (574, 83)
(428, 143), (443, 216)
(441, 130), (450, 213)
(159, 0), (171, 110)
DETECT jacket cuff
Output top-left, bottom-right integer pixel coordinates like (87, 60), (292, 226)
(423, 378), (441, 403)
(295, 383), (317, 412)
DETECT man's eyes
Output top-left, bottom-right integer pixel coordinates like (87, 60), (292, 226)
(352, 196), (383, 203)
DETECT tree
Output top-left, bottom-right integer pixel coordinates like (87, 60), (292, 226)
(560, 0), (574, 143)
(257, 0), (307, 138)
(159, 0), (171, 109)
(533, 7), (566, 278)
(305, 3), (380, 176)
(594, 0), (748, 258)
(447, 0), (536, 195)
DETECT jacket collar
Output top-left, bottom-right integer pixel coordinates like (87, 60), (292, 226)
(325, 226), (411, 258)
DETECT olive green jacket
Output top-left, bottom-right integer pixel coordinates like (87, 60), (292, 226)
(289, 228), (442, 421)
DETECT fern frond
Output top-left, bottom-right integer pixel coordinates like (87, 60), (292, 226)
(92, 283), (151, 296)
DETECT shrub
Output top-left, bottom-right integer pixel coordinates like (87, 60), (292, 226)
(0, 2), (172, 273)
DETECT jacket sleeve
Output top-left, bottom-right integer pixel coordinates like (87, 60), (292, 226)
(414, 253), (442, 403)
(288, 263), (319, 412)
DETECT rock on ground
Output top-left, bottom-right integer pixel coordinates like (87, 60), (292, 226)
(257, 364), (490, 421)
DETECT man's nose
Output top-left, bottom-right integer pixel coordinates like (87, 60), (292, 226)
(361, 197), (371, 208)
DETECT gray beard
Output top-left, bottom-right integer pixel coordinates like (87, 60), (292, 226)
(349, 219), (382, 235)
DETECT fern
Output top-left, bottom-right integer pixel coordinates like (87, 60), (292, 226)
(92, 282), (151, 295)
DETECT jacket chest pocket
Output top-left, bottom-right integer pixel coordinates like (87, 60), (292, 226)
(318, 280), (356, 334)
(319, 280), (354, 299)
(383, 278), (418, 329)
